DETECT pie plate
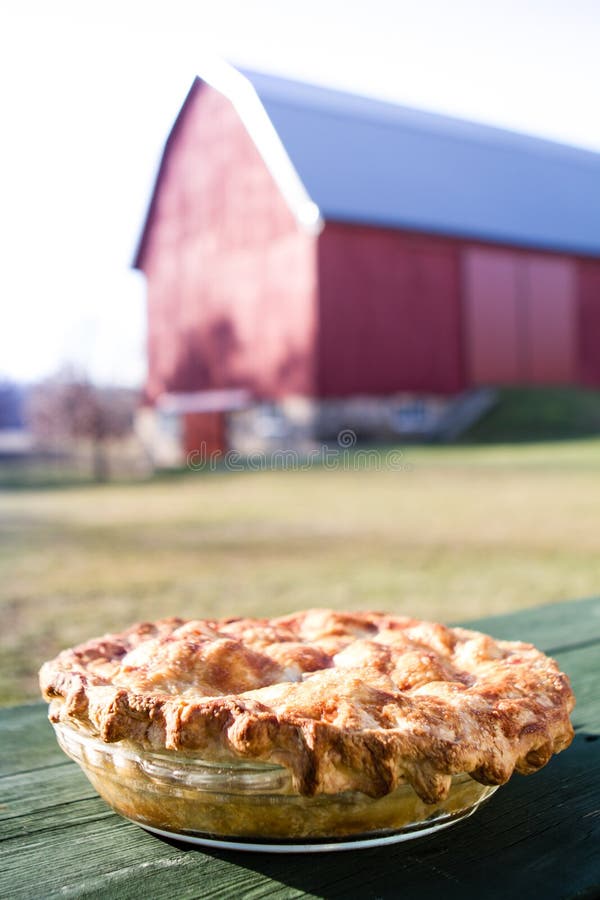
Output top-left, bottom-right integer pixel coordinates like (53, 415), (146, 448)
(54, 721), (498, 854)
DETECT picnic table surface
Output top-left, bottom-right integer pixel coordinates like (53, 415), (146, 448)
(1, 596), (599, 900)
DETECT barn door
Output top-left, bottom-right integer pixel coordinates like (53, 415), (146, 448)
(183, 412), (226, 459)
(463, 248), (522, 384)
(523, 255), (577, 383)
(463, 247), (577, 385)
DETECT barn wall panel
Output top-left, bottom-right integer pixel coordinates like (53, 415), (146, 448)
(317, 223), (464, 396)
(524, 256), (577, 383)
(463, 246), (579, 386)
(578, 259), (600, 386)
(142, 83), (317, 401)
(463, 247), (521, 384)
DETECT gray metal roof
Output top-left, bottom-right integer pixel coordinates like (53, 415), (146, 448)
(241, 68), (600, 256)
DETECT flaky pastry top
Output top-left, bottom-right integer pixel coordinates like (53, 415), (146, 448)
(40, 609), (575, 802)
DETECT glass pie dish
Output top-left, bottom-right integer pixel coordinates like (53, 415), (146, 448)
(54, 721), (499, 853)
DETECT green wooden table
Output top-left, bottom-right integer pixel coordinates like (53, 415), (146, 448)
(2, 598), (599, 899)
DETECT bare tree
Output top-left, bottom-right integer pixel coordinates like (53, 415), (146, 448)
(27, 368), (136, 481)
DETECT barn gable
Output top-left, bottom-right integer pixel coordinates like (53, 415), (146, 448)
(133, 68), (322, 271)
(137, 78), (317, 402)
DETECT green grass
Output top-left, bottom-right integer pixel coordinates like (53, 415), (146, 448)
(463, 386), (600, 442)
(2, 439), (600, 705)
(0, 460), (98, 490)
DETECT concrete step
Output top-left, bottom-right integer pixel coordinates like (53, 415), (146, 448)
(432, 387), (498, 441)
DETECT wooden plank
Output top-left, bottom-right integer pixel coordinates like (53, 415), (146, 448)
(0, 703), (65, 777)
(556, 645), (600, 734)
(0, 766), (99, 840)
(1, 600), (599, 899)
(1, 728), (598, 900)
(1, 813), (281, 900)
(462, 594), (600, 653)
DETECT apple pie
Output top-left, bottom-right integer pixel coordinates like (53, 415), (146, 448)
(40, 609), (575, 844)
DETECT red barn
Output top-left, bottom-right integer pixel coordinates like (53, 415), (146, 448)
(134, 65), (600, 457)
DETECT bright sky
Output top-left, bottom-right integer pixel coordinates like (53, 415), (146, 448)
(2, 0), (600, 386)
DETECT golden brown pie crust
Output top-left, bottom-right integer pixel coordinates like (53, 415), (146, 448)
(40, 609), (575, 803)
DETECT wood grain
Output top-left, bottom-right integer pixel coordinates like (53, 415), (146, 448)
(1, 598), (599, 900)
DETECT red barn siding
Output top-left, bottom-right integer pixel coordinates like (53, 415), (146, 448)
(138, 81), (600, 404)
(140, 82), (317, 402)
(464, 248), (522, 384)
(578, 259), (600, 386)
(464, 248), (577, 385)
(316, 223), (464, 396)
(525, 255), (577, 384)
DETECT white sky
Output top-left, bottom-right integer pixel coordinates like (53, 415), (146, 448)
(2, 0), (600, 386)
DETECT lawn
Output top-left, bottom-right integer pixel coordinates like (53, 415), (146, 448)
(2, 439), (600, 705)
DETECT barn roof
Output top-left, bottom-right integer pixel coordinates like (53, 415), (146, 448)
(242, 68), (600, 256)
(134, 64), (600, 267)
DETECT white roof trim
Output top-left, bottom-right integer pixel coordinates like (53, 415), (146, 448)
(197, 59), (323, 235)
(158, 389), (251, 414)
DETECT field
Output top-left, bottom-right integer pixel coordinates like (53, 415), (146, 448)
(2, 439), (600, 705)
